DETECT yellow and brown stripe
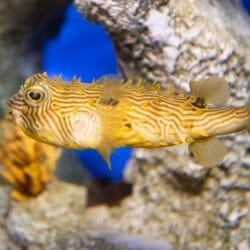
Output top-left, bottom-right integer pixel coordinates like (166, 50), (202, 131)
(6, 73), (249, 167)
(112, 87), (248, 148)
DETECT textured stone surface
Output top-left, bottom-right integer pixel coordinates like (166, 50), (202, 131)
(0, 188), (20, 250)
(0, 182), (172, 249)
(75, 0), (250, 248)
(6, 181), (87, 248)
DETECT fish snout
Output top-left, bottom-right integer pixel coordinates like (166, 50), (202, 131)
(5, 94), (24, 122)
(6, 97), (15, 109)
(5, 98), (15, 121)
(6, 93), (23, 111)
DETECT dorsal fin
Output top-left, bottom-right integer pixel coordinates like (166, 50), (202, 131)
(178, 89), (186, 97)
(97, 74), (123, 83)
(23, 72), (49, 88)
(135, 79), (146, 89)
(99, 97), (120, 106)
(149, 82), (161, 93)
(123, 79), (133, 88)
(98, 78), (126, 105)
(70, 75), (81, 85)
(189, 76), (230, 105)
(70, 77), (81, 85)
(165, 86), (175, 98)
(52, 75), (62, 83)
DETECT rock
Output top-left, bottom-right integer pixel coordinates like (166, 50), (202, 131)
(0, 187), (10, 217)
(87, 231), (173, 250)
(75, 0), (250, 248)
(6, 181), (87, 248)
(0, 227), (20, 250)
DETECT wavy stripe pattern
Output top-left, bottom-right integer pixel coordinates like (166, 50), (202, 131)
(7, 73), (249, 150)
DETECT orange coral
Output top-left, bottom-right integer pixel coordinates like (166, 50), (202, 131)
(0, 120), (61, 202)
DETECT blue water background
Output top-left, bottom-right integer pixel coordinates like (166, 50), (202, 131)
(242, 0), (250, 14)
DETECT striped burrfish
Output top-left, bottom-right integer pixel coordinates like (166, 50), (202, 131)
(6, 73), (250, 169)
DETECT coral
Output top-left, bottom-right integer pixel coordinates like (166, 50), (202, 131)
(0, 120), (61, 201)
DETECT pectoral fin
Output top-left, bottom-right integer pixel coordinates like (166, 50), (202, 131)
(96, 82), (129, 170)
(189, 137), (227, 167)
(190, 76), (230, 105)
(97, 144), (113, 170)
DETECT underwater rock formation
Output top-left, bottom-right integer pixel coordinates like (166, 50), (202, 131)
(75, 0), (250, 249)
(0, 0), (249, 249)
(0, 181), (87, 249)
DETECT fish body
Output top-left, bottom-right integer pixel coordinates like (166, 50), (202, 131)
(6, 73), (250, 168)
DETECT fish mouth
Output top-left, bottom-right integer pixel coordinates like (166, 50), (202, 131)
(6, 93), (24, 110)
(5, 99), (14, 121)
(6, 97), (16, 109)
(5, 110), (13, 120)
(5, 96), (22, 121)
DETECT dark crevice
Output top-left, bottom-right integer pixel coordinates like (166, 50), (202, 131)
(87, 180), (132, 207)
(169, 170), (208, 194)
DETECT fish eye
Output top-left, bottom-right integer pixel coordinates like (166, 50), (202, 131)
(29, 91), (41, 100)
(24, 86), (48, 106)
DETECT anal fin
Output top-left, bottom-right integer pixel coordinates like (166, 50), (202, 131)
(188, 137), (227, 167)
(190, 76), (230, 105)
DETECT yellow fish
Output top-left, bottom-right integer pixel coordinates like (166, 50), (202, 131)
(6, 73), (250, 169)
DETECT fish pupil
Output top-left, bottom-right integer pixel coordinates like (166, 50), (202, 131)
(29, 92), (41, 100)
